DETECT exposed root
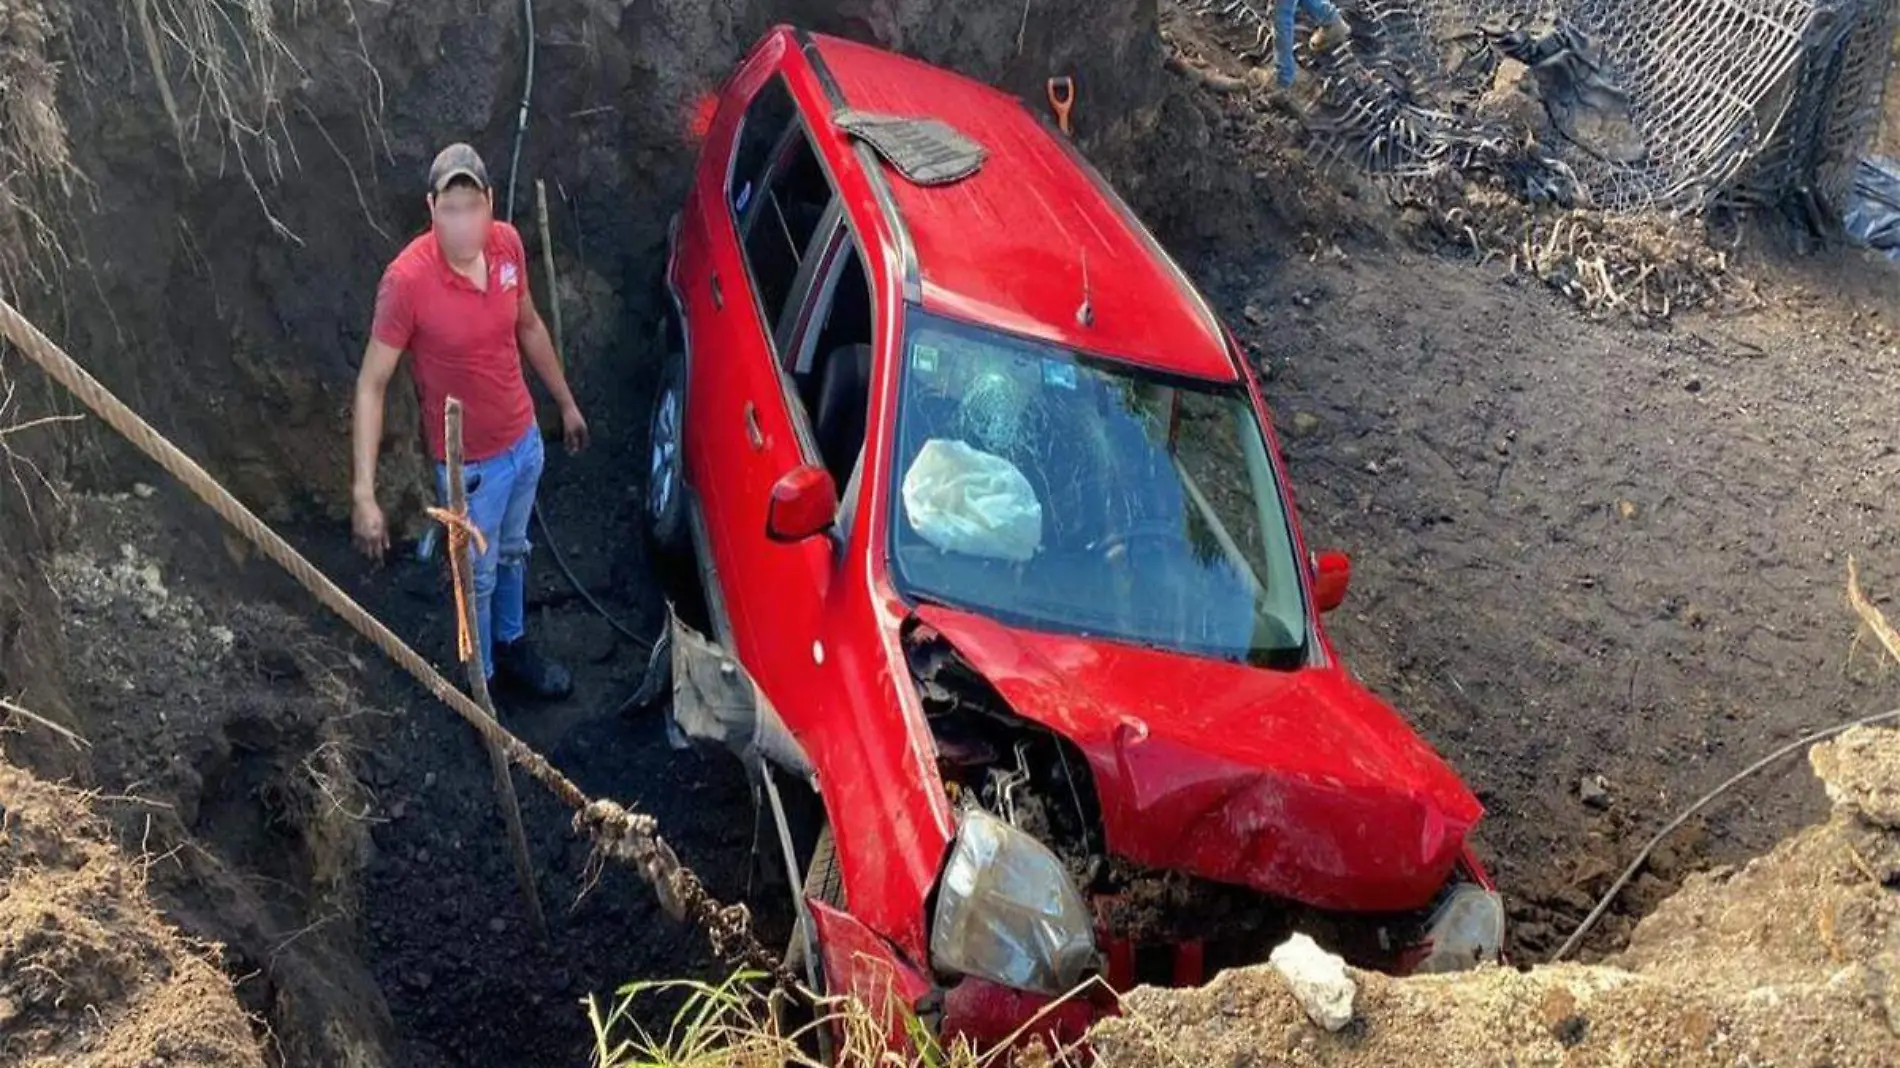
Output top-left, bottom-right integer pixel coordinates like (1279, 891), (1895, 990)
(4, 0), (400, 295)
(132, 0), (195, 179)
(0, 358), (78, 529)
(0, 0), (78, 295)
(0, 695), (89, 750)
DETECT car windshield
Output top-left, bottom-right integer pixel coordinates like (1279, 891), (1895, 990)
(888, 310), (1308, 667)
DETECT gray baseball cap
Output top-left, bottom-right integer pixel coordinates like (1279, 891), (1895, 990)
(427, 143), (490, 194)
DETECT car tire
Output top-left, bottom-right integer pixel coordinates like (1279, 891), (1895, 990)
(643, 349), (691, 569)
(783, 823), (843, 982)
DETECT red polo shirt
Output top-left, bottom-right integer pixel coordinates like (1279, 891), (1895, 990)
(371, 221), (536, 462)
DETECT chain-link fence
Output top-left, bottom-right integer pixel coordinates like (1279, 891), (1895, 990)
(1199, 0), (1897, 215)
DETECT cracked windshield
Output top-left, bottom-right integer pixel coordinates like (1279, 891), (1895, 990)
(891, 310), (1307, 665)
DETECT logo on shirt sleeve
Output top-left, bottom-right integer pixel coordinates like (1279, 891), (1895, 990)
(499, 261), (519, 290)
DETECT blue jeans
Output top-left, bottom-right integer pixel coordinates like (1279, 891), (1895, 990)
(436, 426), (544, 678)
(1277, 0), (1341, 87)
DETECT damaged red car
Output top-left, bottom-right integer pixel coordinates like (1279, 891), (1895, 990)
(643, 25), (1504, 1052)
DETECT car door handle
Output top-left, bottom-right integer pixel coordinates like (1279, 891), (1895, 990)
(743, 402), (764, 450)
(710, 272), (724, 309)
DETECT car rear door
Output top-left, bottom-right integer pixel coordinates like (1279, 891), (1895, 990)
(679, 41), (793, 645)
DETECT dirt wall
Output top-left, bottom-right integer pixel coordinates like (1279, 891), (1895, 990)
(1, 489), (398, 1067)
(1882, 24), (1900, 156)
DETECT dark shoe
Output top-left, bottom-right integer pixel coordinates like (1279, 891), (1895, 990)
(493, 637), (573, 700)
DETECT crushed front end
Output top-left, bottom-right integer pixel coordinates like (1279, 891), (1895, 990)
(884, 617), (1505, 1052)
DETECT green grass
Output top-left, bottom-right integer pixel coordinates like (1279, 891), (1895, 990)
(585, 970), (1104, 1067)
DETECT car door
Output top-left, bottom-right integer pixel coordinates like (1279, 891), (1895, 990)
(680, 47), (794, 646)
(744, 200), (881, 724)
(717, 109), (856, 712)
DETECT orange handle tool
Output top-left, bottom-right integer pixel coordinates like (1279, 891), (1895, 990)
(1047, 76), (1075, 136)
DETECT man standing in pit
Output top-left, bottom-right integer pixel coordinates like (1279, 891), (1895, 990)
(350, 143), (587, 701)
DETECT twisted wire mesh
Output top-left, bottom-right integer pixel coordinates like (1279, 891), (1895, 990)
(1191, 0), (1897, 214)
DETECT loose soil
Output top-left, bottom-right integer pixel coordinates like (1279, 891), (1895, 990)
(10, 428), (780, 1067)
(0, 761), (263, 1068)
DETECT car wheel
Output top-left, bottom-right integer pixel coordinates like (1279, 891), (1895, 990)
(783, 823), (843, 982)
(644, 350), (690, 565)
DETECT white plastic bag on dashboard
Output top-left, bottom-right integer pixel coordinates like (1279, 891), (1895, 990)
(902, 438), (1042, 562)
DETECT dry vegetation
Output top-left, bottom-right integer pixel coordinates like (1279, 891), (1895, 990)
(0, 763), (265, 1068)
(586, 972), (1106, 1068)
(0, 0), (351, 294)
(0, 0), (76, 291)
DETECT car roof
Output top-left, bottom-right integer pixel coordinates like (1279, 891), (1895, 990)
(801, 32), (1238, 382)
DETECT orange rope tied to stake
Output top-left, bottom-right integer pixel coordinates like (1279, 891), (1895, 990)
(425, 505), (488, 662)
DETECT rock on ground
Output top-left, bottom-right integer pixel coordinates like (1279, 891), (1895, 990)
(1268, 933), (1356, 1032)
(1092, 728), (1900, 1067)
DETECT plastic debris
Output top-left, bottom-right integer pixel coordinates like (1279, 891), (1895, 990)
(1842, 156), (1900, 263)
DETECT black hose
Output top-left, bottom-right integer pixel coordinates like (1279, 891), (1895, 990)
(505, 0), (657, 659)
(532, 504), (652, 652)
(1551, 703), (1900, 962)
(505, 0), (535, 223)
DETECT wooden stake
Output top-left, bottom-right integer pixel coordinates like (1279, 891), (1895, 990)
(535, 179), (565, 368)
(445, 397), (550, 943)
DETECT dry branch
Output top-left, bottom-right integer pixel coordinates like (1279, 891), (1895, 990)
(0, 696), (90, 750)
(1846, 556), (1900, 664)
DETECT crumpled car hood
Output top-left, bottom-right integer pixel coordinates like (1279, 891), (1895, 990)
(916, 605), (1483, 912)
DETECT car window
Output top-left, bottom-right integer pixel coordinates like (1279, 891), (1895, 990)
(741, 127), (833, 337)
(788, 238), (874, 491)
(729, 76), (794, 218)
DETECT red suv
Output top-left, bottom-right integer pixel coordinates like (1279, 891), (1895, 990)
(646, 26), (1502, 1051)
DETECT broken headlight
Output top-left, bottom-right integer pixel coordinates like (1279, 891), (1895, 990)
(929, 809), (1098, 995)
(1413, 882), (1506, 973)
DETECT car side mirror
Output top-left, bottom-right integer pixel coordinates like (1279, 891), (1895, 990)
(1312, 551), (1351, 613)
(767, 465), (838, 543)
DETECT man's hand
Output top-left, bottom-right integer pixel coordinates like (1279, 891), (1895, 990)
(352, 494), (390, 561)
(560, 402), (590, 455)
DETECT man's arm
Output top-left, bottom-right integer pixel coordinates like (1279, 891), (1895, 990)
(518, 286), (588, 452)
(350, 338), (404, 558)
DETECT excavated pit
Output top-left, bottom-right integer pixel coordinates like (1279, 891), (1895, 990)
(3, 1), (1167, 1063)
(4, 1), (1900, 1066)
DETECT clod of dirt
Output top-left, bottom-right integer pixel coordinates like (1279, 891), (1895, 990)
(1810, 727), (1900, 828)
(0, 762), (264, 1068)
(1475, 58), (1542, 134)
(1268, 933), (1356, 1032)
(1094, 729), (1900, 1067)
